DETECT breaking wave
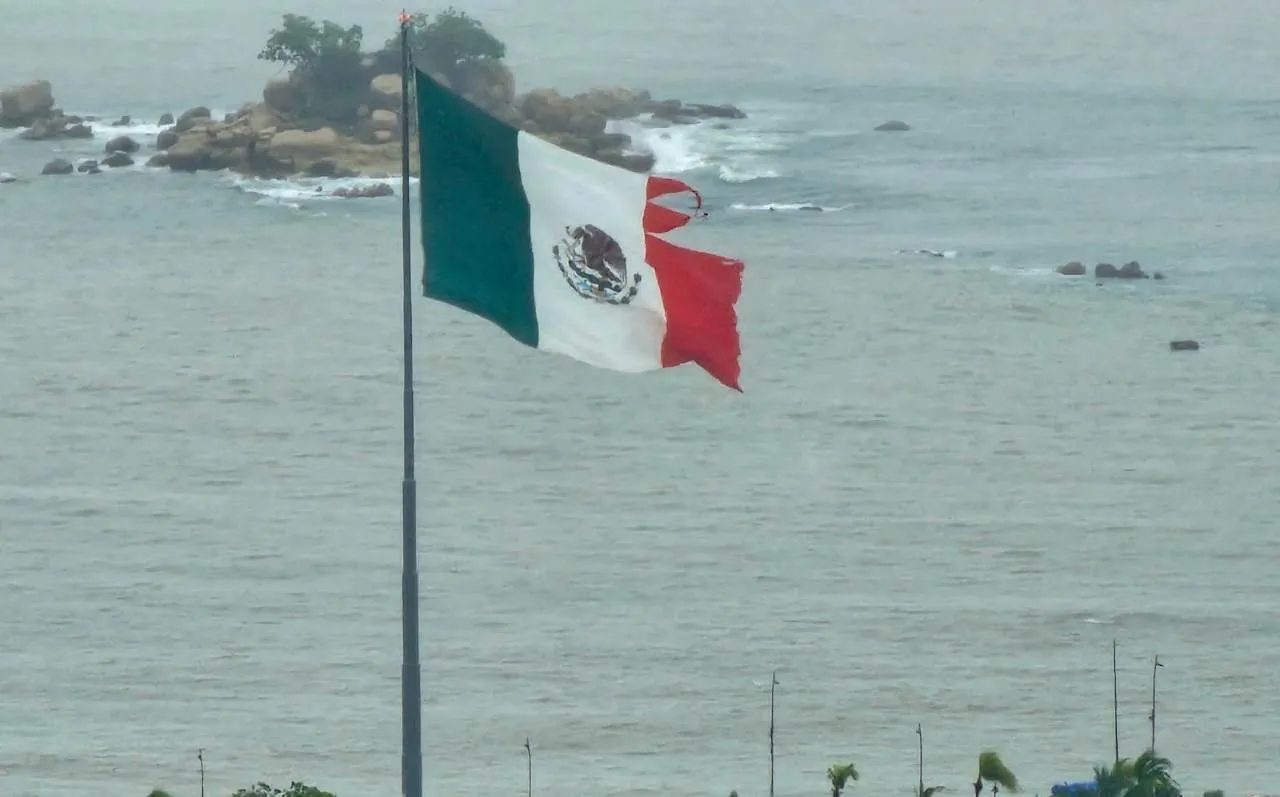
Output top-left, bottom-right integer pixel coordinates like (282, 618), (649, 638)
(607, 111), (790, 183)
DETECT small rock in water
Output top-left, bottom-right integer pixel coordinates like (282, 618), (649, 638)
(77, 159), (101, 174)
(1170, 339), (1200, 352)
(158, 112), (175, 126)
(332, 183), (394, 199)
(104, 134), (139, 154)
(112, 114), (131, 126)
(0, 171), (16, 183)
(1058, 261), (1086, 276)
(102, 151), (134, 168)
(874, 120), (911, 132)
(41, 158), (73, 175)
(1095, 261), (1148, 279)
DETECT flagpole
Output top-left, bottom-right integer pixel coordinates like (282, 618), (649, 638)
(398, 11), (424, 797)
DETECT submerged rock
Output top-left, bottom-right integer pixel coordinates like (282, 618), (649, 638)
(102, 151), (134, 168)
(875, 120), (911, 132)
(1170, 339), (1200, 351)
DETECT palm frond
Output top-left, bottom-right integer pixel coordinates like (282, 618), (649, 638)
(978, 751), (1020, 793)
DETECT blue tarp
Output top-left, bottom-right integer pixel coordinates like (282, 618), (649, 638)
(1050, 782), (1099, 797)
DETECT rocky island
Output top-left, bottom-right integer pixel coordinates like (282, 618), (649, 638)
(1, 9), (746, 183)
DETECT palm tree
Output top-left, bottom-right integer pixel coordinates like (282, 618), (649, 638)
(1093, 759), (1134, 797)
(974, 751), (1019, 797)
(1127, 750), (1179, 797)
(827, 763), (859, 797)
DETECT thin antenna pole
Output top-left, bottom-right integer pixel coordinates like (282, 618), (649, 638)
(1150, 655), (1162, 751)
(769, 671), (778, 797)
(198, 748), (205, 797)
(398, 11), (423, 797)
(1112, 640), (1120, 763)
(525, 738), (533, 797)
(916, 724), (924, 797)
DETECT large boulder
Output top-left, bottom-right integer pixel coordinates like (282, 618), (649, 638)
(173, 106), (212, 133)
(0, 80), (55, 127)
(519, 88), (575, 133)
(105, 135), (139, 154)
(572, 87), (651, 120)
(263, 74), (305, 114)
(264, 127), (344, 167)
(369, 74), (402, 111)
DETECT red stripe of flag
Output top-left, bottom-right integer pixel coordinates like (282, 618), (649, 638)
(644, 233), (744, 391)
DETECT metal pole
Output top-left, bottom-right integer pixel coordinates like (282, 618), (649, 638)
(769, 672), (778, 797)
(525, 738), (532, 797)
(399, 11), (423, 797)
(1150, 655), (1162, 751)
(1112, 640), (1120, 763)
(198, 749), (205, 797)
(916, 724), (923, 797)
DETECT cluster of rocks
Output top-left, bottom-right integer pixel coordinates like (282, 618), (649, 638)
(1057, 260), (1166, 280)
(3, 67), (747, 182)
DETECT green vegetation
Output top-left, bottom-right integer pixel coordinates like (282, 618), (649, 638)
(392, 7), (506, 84)
(827, 762), (859, 797)
(975, 751), (1020, 797)
(257, 9), (507, 126)
(1093, 751), (1181, 797)
(257, 14), (365, 124)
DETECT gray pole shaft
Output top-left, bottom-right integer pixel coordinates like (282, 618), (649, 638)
(399, 15), (423, 797)
(769, 673), (776, 797)
(1150, 656), (1159, 752)
(1112, 640), (1120, 763)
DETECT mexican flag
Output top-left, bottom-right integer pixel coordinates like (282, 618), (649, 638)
(414, 67), (745, 391)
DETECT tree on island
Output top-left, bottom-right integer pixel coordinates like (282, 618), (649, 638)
(257, 9), (509, 127)
(257, 13), (366, 124)
(376, 7), (506, 85)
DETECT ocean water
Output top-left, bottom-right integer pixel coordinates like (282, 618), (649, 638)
(2, 2), (1279, 797)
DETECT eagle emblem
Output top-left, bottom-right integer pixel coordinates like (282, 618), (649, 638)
(551, 224), (641, 305)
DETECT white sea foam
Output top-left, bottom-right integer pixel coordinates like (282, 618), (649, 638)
(607, 112), (789, 183)
(896, 248), (960, 259)
(729, 202), (845, 213)
(229, 173), (417, 205)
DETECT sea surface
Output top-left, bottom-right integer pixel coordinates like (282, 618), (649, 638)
(2, 2), (1278, 797)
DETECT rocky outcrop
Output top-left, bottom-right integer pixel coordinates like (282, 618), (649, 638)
(1, 80), (55, 127)
(18, 111), (92, 141)
(8, 65), (744, 180)
(0, 172), (17, 184)
(1058, 260), (1167, 280)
